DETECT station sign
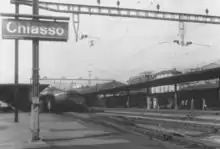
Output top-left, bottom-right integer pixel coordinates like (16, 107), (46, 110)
(2, 19), (69, 41)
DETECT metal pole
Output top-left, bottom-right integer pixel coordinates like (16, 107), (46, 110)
(31, 0), (40, 141)
(127, 90), (130, 108)
(14, 3), (19, 123)
(144, 88), (149, 115)
(218, 77), (220, 108)
(174, 84), (178, 110)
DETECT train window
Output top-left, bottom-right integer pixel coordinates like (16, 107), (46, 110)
(168, 85), (171, 92)
(157, 87), (160, 93)
(165, 85), (168, 92)
(177, 85), (180, 91)
(67, 91), (79, 97)
(151, 87), (154, 94)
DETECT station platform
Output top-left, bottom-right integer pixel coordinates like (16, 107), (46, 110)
(0, 112), (177, 149)
(0, 113), (128, 149)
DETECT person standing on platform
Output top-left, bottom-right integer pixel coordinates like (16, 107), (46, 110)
(202, 98), (207, 110)
(181, 100), (184, 109)
(126, 99), (129, 108)
(191, 97), (195, 110)
(188, 97), (195, 118)
(156, 99), (160, 112)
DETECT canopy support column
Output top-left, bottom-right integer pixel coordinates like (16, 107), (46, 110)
(103, 94), (107, 108)
(218, 77), (220, 108)
(127, 90), (130, 108)
(174, 84), (178, 110)
(146, 88), (151, 110)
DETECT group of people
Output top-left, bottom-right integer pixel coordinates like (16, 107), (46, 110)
(180, 97), (207, 110)
(147, 97), (208, 110)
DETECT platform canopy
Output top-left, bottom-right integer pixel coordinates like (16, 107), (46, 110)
(80, 67), (220, 95)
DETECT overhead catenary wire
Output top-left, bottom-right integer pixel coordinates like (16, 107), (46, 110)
(103, 0), (159, 51)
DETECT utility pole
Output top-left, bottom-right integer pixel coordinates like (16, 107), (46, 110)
(14, 2), (19, 123)
(31, 0), (40, 141)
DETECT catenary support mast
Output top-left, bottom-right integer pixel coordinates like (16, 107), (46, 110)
(31, 0), (40, 141)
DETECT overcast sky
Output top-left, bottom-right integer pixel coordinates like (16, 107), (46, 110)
(1, 0), (220, 84)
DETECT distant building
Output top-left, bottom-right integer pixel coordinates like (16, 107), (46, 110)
(151, 69), (182, 94)
(76, 80), (126, 95)
(127, 69), (182, 94)
(154, 69), (182, 79)
(202, 62), (220, 70)
(126, 61), (220, 94)
(127, 71), (154, 85)
(0, 84), (48, 112)
(180, 62), (220, 90)
(202, 62), (220, 84)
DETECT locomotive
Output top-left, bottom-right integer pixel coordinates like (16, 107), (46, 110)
(39, 87), (89, 113)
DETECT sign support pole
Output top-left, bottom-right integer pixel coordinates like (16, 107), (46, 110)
(31, 0), (40, 141)
(14, 3), (19, 123)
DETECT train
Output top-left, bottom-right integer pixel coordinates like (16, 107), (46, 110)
(39, 81), (126, 113)
(39, 87), (90, 113)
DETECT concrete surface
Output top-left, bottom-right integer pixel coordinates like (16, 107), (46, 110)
(0, 112), (181, 149)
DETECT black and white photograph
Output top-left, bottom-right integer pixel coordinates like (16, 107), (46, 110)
(0, 0), (220, 148)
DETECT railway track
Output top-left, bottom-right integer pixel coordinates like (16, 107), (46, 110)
(105, 116), (220, 148)
(102, 110), (212, 122)
(66, 112), (220, 148)
(98, 111), (220, 128)
(92, 112), (220, 149)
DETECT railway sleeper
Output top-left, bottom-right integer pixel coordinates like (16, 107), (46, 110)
(113, 118), (207, 138)
(67, 113), (220, 149)
(131, 125), (220, 149)
(126, 117), (220, 134)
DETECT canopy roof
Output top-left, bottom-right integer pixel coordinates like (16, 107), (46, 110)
(81, 67), (220, 95)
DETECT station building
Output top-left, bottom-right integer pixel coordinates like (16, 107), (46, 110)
(0, 84), (48, 112)
(100, 63), (220, 110)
